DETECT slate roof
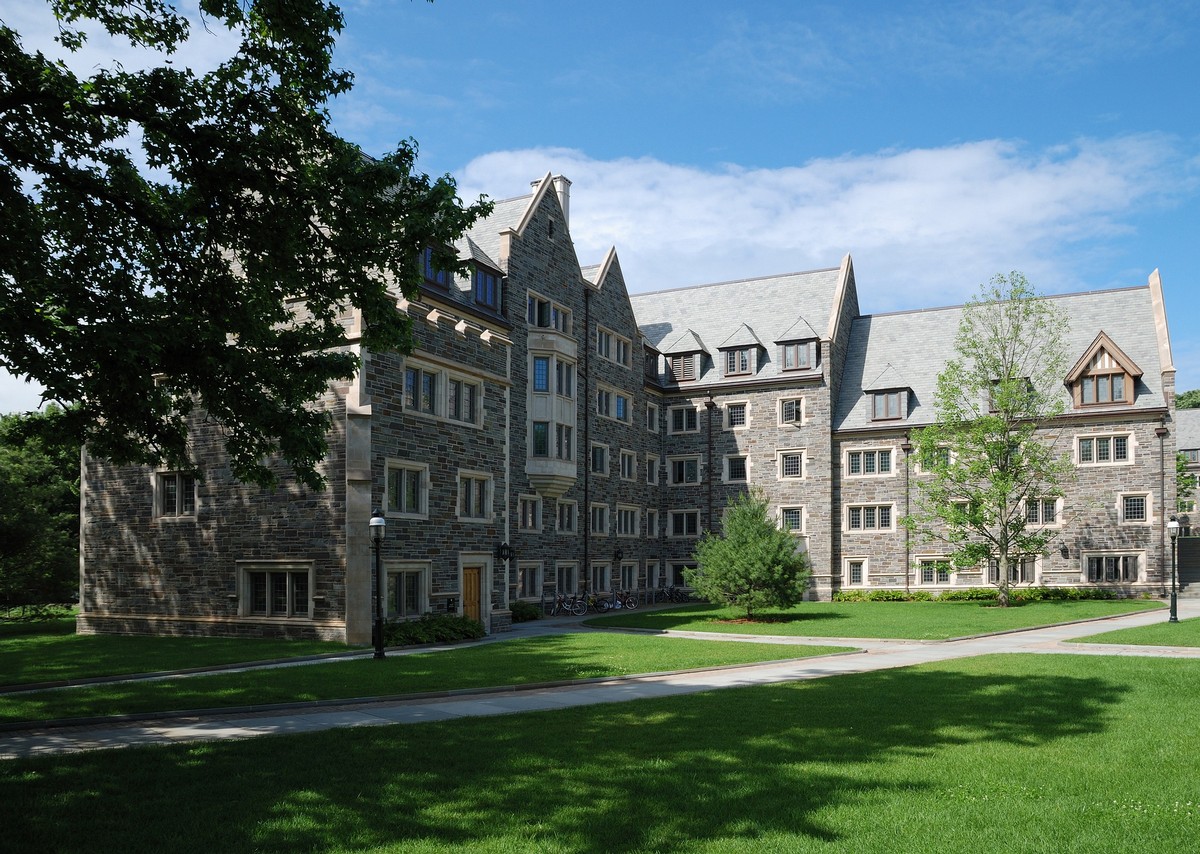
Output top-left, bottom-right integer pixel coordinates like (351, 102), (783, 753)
(629, 267), (843, 388)
(833, 285), (1169, 432)
(1177, 409), (1200, 452)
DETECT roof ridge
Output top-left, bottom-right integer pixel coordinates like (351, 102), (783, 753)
(630, 266), (841, 298)
(857, 284), (1150, 321)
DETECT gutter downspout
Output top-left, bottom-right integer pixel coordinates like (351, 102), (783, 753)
(1157, 420), (1169, 587)
(582, 287), (592, 596)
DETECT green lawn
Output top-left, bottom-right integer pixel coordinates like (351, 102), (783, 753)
(3, 653), (1199, 852)
(1072, 614), (1200, 647)
(593, 599), (1163, 639)
(0, 633), (847, 724)
(0, 618), (354, 688)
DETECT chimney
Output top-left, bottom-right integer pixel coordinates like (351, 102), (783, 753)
(532, 175), (572, 228)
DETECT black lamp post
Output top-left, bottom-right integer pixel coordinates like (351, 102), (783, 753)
(1168, 514), (1180, 624)
(369, 508), (386, 658)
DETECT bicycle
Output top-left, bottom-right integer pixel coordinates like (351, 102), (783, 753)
(583, 592), (611, 613)
(614, 589), (639, 610)
(544, 591), (586, 617)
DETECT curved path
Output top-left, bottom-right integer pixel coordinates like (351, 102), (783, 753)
(3, 601), (1199, 760)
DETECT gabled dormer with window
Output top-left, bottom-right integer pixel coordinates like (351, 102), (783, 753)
(718, 324), (762, 378)
(867, 387), (910, 422)
(775, 314), (822, 375)
(1066, 332), (1142, 409)
(661, 328), (708, 385)
(419, 246), (456, 290)
(472, 262), (503, 313)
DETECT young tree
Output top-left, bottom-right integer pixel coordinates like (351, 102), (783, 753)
(685, 489), (811, 619)
(0, 1), (491, 489)
(906, 273), (1073, 607)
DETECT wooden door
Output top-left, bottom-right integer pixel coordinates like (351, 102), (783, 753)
(463, 566), (482, 623)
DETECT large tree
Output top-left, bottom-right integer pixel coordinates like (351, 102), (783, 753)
(906, 273), (1074, 606)
(0, 1), (490, 489)
(685, 489), (811, 619)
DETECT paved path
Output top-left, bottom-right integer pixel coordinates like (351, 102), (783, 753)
(4, 601), (1199, 760)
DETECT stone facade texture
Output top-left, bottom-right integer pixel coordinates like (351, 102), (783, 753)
(79, 175), (1180, 642)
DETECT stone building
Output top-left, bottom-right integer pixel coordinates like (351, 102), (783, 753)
(77, 174), (1180, 642)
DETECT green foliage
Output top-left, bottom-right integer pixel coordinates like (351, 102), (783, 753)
(0, 1), (491, 489)
(832, 589), (933, 602)
(1178, 453), (1195, 506)
(383, 614), (485, 647)
(1009, 586), (1116, 602)
(509, 600), (540, 623)
(0, 409), (79, 608)
(685, 489), (810, 619)
(935, 588), (1001, 602)
(906, 273), (1074, 606)
(1176, 389), (1200, 410)
(935, 586), (1118, 603)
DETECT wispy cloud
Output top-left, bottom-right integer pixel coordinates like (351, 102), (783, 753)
(459, 133), (1193, 307)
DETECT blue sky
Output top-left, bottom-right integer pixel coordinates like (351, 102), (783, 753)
(3, 0), (1198, 411)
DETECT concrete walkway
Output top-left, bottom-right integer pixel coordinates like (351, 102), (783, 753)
(4, 601), (1199, 760)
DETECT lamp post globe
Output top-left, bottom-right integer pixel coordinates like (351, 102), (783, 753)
(369, 509), (387, 658)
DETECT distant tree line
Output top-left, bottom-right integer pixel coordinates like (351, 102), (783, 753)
(0, 408), (79, 614)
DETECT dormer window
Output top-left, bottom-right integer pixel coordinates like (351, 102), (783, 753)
(473, 266), (501, 311)
(669, 353), (698, 383)
(1080, 373), (1128, 406)
(420, 247), (454, 288)
(870, 390), (907, 422)
(643, 346), (659, 379)
(781, 341), (817, 371)
(723, 348), (753, 377)
(1066, 332), (1141, 409)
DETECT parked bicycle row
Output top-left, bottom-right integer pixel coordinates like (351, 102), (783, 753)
(540, 585), (695, 616)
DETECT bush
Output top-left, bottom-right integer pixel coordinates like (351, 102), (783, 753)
(832, 589), (933, 602)
(832, 590), (870, 603)
(383, 614), (485, 647)
(510, 600), (540, 623)
(1010, 586), (1117, 602)
(936, 588), (999, 602)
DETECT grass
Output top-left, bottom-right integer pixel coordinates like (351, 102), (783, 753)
(591, 599), (1163, 639)
(0, 633), (847, 724)
(0, 618), (354, 688)
(1072, 614), (1200, 647)
(3, 653), (1199, 852)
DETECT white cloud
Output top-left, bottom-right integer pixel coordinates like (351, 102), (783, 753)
(458, 134), (1189, 309)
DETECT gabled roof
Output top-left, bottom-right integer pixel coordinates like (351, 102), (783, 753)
(1066, 331), (1144, 382)
(863, 364), (908, 392)
(630, 265), (844, 388)
(775, 315), (821, 343)
(661, 328), (708, 354)
(833, 285), (1170, 432)
(719, 323), (763, 349)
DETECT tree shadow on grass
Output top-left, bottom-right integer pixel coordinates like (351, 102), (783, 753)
(0, 659), (1131, 853)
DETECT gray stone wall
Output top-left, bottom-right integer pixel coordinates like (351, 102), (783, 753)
(79, 382), (351, 640)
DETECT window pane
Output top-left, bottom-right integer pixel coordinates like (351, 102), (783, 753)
(291, 572), (309, 616)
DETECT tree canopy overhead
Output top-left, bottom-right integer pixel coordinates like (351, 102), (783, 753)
(906, 273), (1074, 606)
(0, 1), (491, 489)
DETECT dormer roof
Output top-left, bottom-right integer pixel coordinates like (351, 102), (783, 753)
(1066, 331), (1144, 383)
(719, 323), (763, 349)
